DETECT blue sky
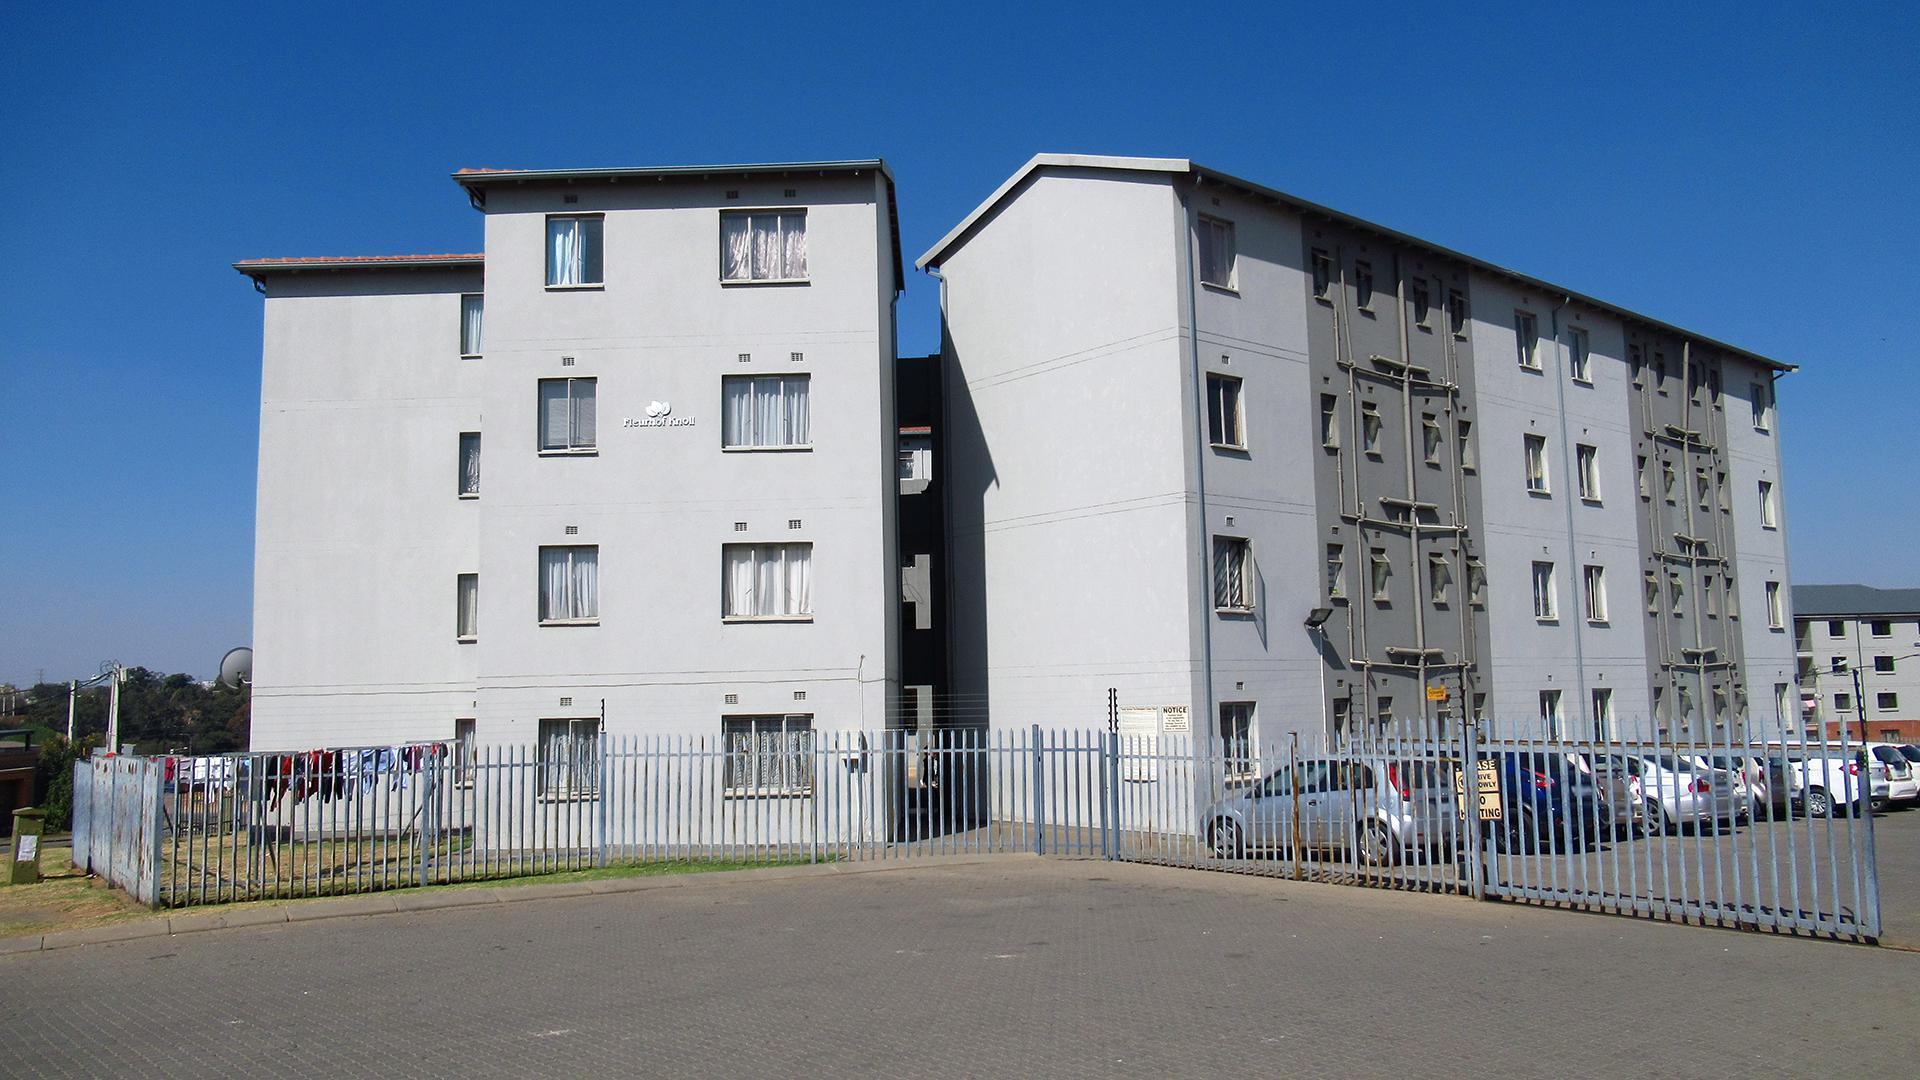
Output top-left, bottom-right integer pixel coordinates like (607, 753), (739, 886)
(3, 1), (1916, 683)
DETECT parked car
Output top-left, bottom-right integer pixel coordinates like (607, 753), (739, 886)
(1768, 747), (1888, 817)
(1692, 753), (1776, 817)
(1863, 743), (1918, 804)
(1202, 754), (1458, 866)
(1609, 754), (1742, 834)
(1897, 745), (1920, 791)
(1486, 751), (1616, 853)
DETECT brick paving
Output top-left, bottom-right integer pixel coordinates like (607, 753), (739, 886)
(2, 856), (1915, 1079)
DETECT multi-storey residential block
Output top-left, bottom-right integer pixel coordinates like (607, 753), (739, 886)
(239, 161), (904, 775)
(917, 154), (1797, 750)
(1793, 585), (1920, 743)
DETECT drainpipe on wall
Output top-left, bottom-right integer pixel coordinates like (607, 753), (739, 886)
(1550, 296), (1588, 736)
(1179, 184), (1218, 760)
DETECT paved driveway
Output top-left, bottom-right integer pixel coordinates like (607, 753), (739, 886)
(4, 857), (1915, 1079)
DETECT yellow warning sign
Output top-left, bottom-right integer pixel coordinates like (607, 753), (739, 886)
(1425, 686), (1449, 702)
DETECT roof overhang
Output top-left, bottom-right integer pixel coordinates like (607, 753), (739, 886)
(233, 254), (483, 286)
(917, 154), (1794, 373)
(452, 159), (903, 290)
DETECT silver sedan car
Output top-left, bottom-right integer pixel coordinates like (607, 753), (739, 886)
(1203, 755), (1459, 866)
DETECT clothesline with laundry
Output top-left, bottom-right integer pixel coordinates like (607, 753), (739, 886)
(254, 743), (451, 809)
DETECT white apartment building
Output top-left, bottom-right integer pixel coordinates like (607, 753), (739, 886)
(239, 161), (903, 767)
(917, 154), (1797, 750)
(1793, 585), (1920, 743)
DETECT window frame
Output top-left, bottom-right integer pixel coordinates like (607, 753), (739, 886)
(722, 714), (816, 796)
(1874, 655), (1896, 674)
(1197, 215), (1236, 291)
(458, 431), (481, 498)
(1410, 277), (1432, 329)
(1583, 564), (1608, 624)
(1326, 543), (1347, 601)
(1759, 480), (1777, 529)
(1206, 372), (1245, 450)
(1523, 433), (1550, 495)
(1877, 692), (1899, 712)
(722, 541), (815, 622)
(537, 377), (598, 455)
(544, 214), (605, 289)
(1567, 326), (1592, 384)
(1218, 702), (1256, 781)
(459, 293), (484, 358)
(1751, 382), (1773, 432)
(1870, 619), (1892, 638)
(721, 372), (813, 451)
(1575, 442), (1601, 503)
(1539, 689), (1564, 739)
(1360, 401), (1382, 457)
(1457, 419), (1476, 471)
(1531, 560), (1558, 621)
(1353, 260), (1375, 312)
(1467, 560), (1487, 609)
(1514, 310), (1541, 370)
(537, 545), (600, 626)
(1428, 553), (1453, 607)
(1421, 413), (1442, 465)
(1760, 582), (1781, 630)
(1212, 535), (1254, 614)
(536, 718), (601, 799)
(1369, 547), (1392, 604)
(1320, 394), (1341, 449)
(456, 573), (478, 642)
(720, 208), (810, 284)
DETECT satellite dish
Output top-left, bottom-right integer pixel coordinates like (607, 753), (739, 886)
(218, 646), (253, 689)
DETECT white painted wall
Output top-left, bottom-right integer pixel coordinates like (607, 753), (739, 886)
(1724, 359), (1796, 731)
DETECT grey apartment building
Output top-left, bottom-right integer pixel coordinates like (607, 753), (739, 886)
(238, 152), (1798, 767)
(919, 154), (1796, 751)
(1794, 585), (1920, 743)
(239, 161), (904, 764)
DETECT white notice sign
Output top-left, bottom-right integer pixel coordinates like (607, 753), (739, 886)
(16, 834), (37, 862)
(1161, 706), (1190, 733)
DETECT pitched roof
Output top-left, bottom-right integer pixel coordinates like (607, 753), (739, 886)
(917, 154), (1792, 372)
(233, 254), (483, 282)
(1792, 585), (1920, 618)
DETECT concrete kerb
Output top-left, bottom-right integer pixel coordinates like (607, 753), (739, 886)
(10, 854), (1028, 955)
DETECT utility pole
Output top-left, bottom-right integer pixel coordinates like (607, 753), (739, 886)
(67, 680), (77, 741)
(106, 664), (124, 754)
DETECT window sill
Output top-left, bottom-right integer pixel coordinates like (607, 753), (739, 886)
(721, 278), (810, 288)
(1761, 524), (1778, 531)
(539, 619), (600, 627)
(1200, 281), (1238, 296)
(723, 615), (814, 624)
(458, 493), (479, 500)
(1520, 364), (1544, 374)
(1364, 451), (1384, 460)
(1754, 426), (1772, 435)
(1415, 323), (1433, 333)
(538, 449), (598, 457)
(1215, 606), (1255, 617)
(456, 636), (477, 644)
(461, 353), (482, 360)
(1527, 489), (1552, 499)
(722, 444), (814, 453)
(1314, 295), (1334, 306)
(545, 283), (605, 292)
(1587, 619), (1609, 628)
(1210, 441), (1248, 454)
(1572, 377), (1594, 387)
(1580, 497), (1603, 507)
(1536, 616), (1560, 625)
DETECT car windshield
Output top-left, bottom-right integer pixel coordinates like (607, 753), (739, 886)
(1652, 754), (1695, 772)
(1900, 746), (1920, 764)
(1872, 746), (1907, 766)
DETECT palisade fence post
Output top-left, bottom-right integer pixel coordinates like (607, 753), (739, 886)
(418, 755), (437, 888)
(1105, 730), (1122, 860)
(1856, 747), (1881, 941)
(597, 738), (610, 869)
(1463, 719), (1488, 901)
(147, 758), (166, 908)
(1030, 724), (1046, 856)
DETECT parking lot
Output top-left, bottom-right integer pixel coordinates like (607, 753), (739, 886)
(4, 854), (1916, 1079)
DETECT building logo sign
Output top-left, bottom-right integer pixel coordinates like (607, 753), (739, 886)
(624, 401), (696, 429)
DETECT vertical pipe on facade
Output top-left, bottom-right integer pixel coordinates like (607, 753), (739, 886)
(1396, 260), (1429, 732)
(1337, 252), (1370, 732)
(1179, 183), (1217, 768)
(1550, 297), (1588, 734)
(1680, 340), (1707, 738)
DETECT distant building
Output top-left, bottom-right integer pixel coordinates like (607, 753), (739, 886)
(1793, 585), (1920, 743)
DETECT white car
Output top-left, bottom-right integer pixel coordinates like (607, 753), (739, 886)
(1862, 743), (1918, 803)
(1768, 746), (1889, 817)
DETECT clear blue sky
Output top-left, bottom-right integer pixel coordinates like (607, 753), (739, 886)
(3, 1), (1916, 684)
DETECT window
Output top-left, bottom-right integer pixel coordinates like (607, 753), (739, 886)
(1447, 289), (1468, 337)
(1531, 561), (1557, 620)
(460, 294), (484, 357)
(1831, 655), (1847, 673)
(1576, 443), (1600, 501)
(1457, 420), (1476, 471)
(537, 718), (600, 797)
(1591, 689), (1614, 741)
(1472, 693), (1488, 725)
(456, 574), (478, 641)
(1376, 696), (1394, 730)
(1310, 248), (1333, 299)
(538, 377), (597, 452)
(1759, 481), (1776, 528)
(1421, 413), (1442, 464)
(1775, 683), (1791, 725)
(1871, 619), (1892, 637)
(1828, 619), (1845, 637)
(454, 718), (476, 784)
(1219, 702), (1255, 780)
(1361, 401), (1382, 455)
(1763, 582), (1783, 629)
(1539, 690), (1563, 739)
(1645, 570), (1660, 615)
(721, 210), (808, 281)
(1629, 344), (1644, 387)
(1331, 698), (1352, 734)
(1669, 570), (1685, 617)
(1661, 460), (1676, 504)
(1653, 352), (1669, 393)
(1875, 655), (1896, 674)
(1514, 311), (1540, 369)
(538, 546), (599, 624)
(1583, 564), (1607, 623)
(1835, 693), (1853, 712)
(897, 435), (931, 485)
(1636, 455), (1649, 500)
(1354, 261), (1374, 310)
(1695, 468), (1712, 511)
(1410, 278), (1431, 327)
(546, 215), (604, 287)
(1567, 326), (1591, 382)
(723, 715), (815, 794)
(1320, 394), (1340, 448)
(458, 432), (481, 496)
(1751, 382), (1772, 431)
(722, 374), (811, 449)
(1428, 554), (1453, 606)
(723, 542), (813, 619)
(1370, 548), (1392, 603)
(1467, 560), (1487, 608)
(1213, 537), (1252, 612)
(1326, 543), (1346, 600)
(1716, 470), (1729, 513)
(1878, 692), (1899, 712)
(1523, 433), (1549, 494)
(1197, 216), (1235, 288)
(1207, 373), (1244, 448)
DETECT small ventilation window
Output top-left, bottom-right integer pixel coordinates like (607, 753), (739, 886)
(793, 690), (806, 701)
(563, 194), (578, 205)
(561, 356), (575, 367)
(738, 352), (752, 363)
(790, 351), (804, 362)
(724, 693), (739, 705)
(733, 521), (748, 532)
(783, 188), (797, 198)
(726, 190), (740, 200)
(565, 525), (579, 535)
(788, 519), (803, 530)
(559, 696), (573, 707)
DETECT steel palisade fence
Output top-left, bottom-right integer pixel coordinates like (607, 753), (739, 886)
(77, 716), (1881, 943)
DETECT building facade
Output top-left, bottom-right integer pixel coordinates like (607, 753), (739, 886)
(240, 161), (904, 767)
(918, 154), (1798, 752)
(1793, 585), (1920, 743)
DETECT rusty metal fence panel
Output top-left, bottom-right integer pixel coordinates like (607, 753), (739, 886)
(70, 755), (162, 905)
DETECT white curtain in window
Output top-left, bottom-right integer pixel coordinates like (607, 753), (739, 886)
(457, 575), (478, 638)
(569, 380), (596, 448)
(459, 434), (480, 495)
(784, 375), (809, 445)
(548, 218), (581, 286)
(783, 546), (811, 616)
(461, 295), (484, 355)
(723, 378), (754, 447)
(540, 547), (597, 621)
(722, 375), (808, 447)
(722, 214), (752, 280)
(751, 215), (781, 279)
(540, 381), (570, 450)
(780, 212), (807, 278)
(752, 376), (784, 445)
(724, 544), (811, 617)
(724, 546), (759, 617)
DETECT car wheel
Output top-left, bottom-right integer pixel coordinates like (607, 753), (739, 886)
(1208, 818), (1244, 859)
(1496, 809), (1536, 854)
(1357, 820), (1394, 867)
(1642, 800), (1671, 836)
(1804, 788), (1832, 819)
